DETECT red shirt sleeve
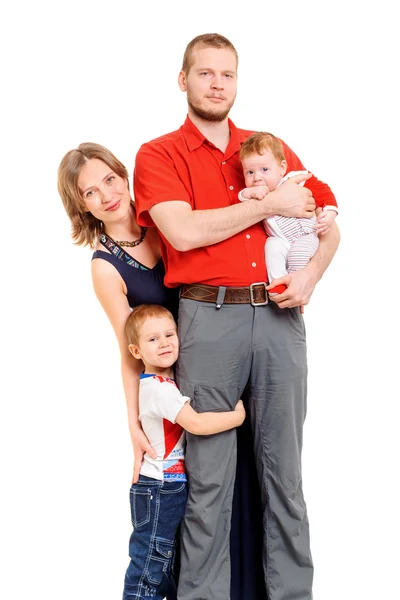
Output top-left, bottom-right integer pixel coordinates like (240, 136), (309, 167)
(280, 139), (338, 209)
(134, 142), (192, 227)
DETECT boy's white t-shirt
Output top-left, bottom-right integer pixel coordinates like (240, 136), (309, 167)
(139, 373), (190, 482)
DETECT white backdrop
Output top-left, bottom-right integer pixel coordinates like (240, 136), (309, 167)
(1, 1), (398, 599)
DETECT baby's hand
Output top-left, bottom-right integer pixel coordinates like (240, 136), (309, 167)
(249, 185), (269, 200)
(316, 208), (337, 235)
(241, 185), (269, 200)
(234, 399), (246, 425)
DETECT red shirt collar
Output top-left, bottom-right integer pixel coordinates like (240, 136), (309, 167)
(182, 115), (242, 160)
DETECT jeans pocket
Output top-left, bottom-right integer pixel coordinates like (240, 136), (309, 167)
(147, 538), (175, 585)
(160, 481), (186, 495)
(130, 487), (152, 528)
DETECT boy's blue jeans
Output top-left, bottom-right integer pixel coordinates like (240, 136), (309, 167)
(123, 475), (187, 600)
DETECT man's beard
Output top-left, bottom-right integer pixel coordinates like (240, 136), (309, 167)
(187, 95), (235, 123)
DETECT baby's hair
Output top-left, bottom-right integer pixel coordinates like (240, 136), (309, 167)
(125, 305), (175, 346)
(239, 132), (285, 163)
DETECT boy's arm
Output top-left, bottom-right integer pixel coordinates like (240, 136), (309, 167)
(176, 400), (245, 435)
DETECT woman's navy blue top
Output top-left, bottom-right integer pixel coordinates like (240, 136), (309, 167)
(91, 249), (179, 319)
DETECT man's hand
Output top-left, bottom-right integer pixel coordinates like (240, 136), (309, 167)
(316, 209), (337, 236)
(266, 265), (318, 309)
(131, 427), (157, 484)
(266, 172), (315, 218)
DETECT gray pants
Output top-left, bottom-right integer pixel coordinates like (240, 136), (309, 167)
(176, 298), (313, 600)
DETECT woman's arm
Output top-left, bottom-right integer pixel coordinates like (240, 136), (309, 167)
(91, 258), (156, 482)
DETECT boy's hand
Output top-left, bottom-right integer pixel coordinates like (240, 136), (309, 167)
(316, 209), (337, 235)
(234, 399), (246, 425)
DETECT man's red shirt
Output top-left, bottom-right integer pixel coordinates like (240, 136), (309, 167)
(134, 117), (337, 288)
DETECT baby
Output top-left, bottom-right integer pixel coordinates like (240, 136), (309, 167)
(239, 132), (338, 294)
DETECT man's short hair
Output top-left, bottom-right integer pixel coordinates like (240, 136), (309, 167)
(182, 33), (238, 74)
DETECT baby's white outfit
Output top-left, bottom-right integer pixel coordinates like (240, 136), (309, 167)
(239, 170), (337, 282)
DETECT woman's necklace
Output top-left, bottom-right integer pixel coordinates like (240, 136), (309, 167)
(114, 226), (147, 247)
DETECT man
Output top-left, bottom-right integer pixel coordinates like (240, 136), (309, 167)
(134, 33), (340, 600)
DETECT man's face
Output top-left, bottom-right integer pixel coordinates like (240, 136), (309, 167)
(179, 46), (238, 122)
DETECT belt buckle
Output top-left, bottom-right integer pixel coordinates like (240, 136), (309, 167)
(249, 282), (269, 306)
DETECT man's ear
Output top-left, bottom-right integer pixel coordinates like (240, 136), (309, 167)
(178, 70), (187, 92)
(128, 344), (142, 360)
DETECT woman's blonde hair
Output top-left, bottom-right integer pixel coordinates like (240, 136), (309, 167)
(57, 142), (129, 248)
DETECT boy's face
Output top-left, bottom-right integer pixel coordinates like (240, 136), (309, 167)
(130, 317), (179, 375)
(242, 150), (287, 191)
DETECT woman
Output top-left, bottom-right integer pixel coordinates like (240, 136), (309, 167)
(58, 142), (266, 600)
(58, 142), (180, 598)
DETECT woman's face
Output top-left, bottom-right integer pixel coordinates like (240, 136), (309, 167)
(77, 158), (130, 223)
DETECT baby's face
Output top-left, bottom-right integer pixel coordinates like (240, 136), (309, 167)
(242, 150), (286, 191)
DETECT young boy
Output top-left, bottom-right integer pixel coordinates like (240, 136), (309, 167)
(239, 132), (338, 294)
(122, 304), (245, 600)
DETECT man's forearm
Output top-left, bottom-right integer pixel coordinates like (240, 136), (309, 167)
(149, 183), (313, 252)
(308, 221), (341, 282)
(164, 199), (271, 252)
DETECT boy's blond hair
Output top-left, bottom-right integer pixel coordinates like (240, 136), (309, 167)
(125, 305), (175, 346)
(239, 132), (285, 163)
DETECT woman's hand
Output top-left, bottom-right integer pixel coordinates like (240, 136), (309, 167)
(131, 427), (157, 483)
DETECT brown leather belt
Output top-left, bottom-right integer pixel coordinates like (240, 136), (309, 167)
(181, 282), (269, 306)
